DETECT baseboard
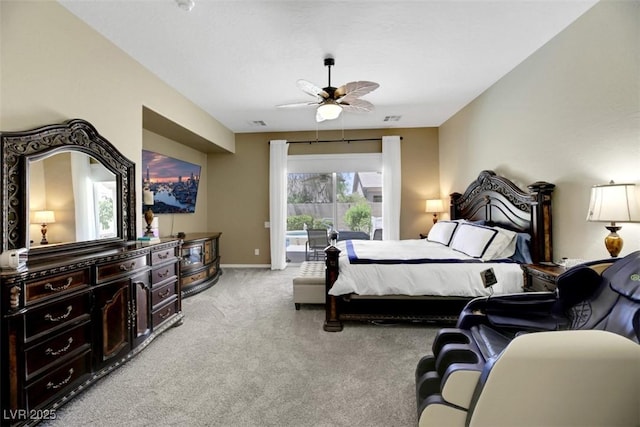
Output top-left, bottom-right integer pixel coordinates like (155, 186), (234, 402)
(221, 264), (271, 269)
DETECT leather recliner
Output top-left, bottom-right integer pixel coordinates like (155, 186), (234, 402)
(415, 250), (640, 427)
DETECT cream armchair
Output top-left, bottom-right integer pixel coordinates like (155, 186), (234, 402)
(418, 330), (640, 427)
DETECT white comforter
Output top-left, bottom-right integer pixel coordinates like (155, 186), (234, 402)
(328, 239), (524, 297)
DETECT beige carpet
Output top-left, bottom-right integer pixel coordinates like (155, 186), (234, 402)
(43, 266), (438, 427)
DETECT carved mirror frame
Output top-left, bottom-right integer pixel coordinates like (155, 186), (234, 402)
(0, 119), (136, 257)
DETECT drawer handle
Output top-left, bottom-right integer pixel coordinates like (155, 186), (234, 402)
(44, 277), (73, 292)
(119, 261), (137, 271)
(159, 307), (172, 319)
(45, 337), (73, 357)
(158, 288), (171, 298)
(44, 305), (73, 322)
(47, 368), (74, 390)
(158, 269), (171, 278)
(158, 252), (169, 259)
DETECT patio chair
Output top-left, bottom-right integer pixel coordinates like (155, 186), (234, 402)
(372, 228), (383, 240)
(305, 229), (328, 261)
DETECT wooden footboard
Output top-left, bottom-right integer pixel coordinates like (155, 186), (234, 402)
(323, 245), (466, 332)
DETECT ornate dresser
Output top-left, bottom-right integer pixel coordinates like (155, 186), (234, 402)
(0, 120), (183, 425)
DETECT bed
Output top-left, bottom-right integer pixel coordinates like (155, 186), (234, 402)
(323, 170), (555, 332)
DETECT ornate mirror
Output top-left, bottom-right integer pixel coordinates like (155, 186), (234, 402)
(1, 119), (136, 258)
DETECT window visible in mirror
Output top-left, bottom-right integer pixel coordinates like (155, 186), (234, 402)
(29, 152), (117, 247)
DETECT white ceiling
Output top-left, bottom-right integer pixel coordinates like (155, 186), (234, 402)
(59, 0), (598, 134)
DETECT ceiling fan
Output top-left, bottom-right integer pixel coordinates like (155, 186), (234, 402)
(277, 57), (379, 122)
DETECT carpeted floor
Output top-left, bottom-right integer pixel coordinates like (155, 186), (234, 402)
(43, 266), (438, 427)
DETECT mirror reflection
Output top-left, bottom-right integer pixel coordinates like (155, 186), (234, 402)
(29, 151), (117, 247)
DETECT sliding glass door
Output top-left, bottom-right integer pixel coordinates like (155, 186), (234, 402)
(286, 168), (382, 262)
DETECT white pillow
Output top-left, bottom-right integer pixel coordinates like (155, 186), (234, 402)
(449, 223), (497, 258)
(426, 221), (459, 246)
(450, 223), (518, 260)
(486, 226), (518, 260)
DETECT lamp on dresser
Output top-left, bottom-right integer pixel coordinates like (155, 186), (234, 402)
(586, 181), (640, 257)
(143, 186), (155, 236)
(425, 199), (444, 224)
(33, 210), (56, 244)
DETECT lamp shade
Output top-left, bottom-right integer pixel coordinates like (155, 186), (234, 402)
(425, 199), (444, 213)
(143, 188), (154, 205)
(586, 182), (640, 223)
(34, 210), (56, 224)
(316, 102), (342, 121)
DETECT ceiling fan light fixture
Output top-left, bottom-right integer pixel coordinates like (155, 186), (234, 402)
(317, 102), (342, 121)
(175, 0), (195, 11)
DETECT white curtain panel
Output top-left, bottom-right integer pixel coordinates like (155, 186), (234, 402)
(269, 140), (289, 270)
(70, 151), (96, 241)
(382, 135), (401, 240)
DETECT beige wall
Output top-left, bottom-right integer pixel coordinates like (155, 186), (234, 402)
(209, 128), (439, 265)
(439, 0), (640, 261)
(0, 1), (233, 237)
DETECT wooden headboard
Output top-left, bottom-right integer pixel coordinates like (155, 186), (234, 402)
(450, 170), (555, 263)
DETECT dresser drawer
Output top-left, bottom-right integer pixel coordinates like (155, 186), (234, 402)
(181, 268), (208, 288)
(97, 255), (147, 282)
(25, 322), (91, 380)
(151, 262), (177, 285)
(151, 281), (178, 308)
(151, 247), (176, 265)
(152, 299), (179, 329)
(24, 350), (91, 411)
(24, 291), (91, 342)
(25, 269), (90, 305)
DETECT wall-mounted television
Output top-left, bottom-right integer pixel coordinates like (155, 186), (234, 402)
(142, 150), (201, 214)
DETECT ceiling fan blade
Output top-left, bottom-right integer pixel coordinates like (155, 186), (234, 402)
(276, 101), (319, 108)
(340, 98), (374, 113)
(297, 79), (329, 99)
(334, 81), (379, 100)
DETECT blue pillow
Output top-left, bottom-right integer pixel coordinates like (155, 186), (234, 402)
(511, 233), (532, 264)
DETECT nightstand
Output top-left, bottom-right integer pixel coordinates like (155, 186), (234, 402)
(521, 263), (566, 292)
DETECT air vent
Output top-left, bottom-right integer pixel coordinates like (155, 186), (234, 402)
(250, 120), (267, 127)
(383, 115), (402, 122)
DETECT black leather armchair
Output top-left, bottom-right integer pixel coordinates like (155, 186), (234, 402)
(415, 250), (640, 426)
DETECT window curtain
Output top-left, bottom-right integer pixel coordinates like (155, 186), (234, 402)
(269, 140), (289, 270)
(70, 152), (96, 241)
(382, 135), (401, 240)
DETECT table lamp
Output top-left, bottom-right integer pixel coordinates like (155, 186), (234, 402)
(586, 181), (639, 257)
(34, 210), (56, 244)
(143, 187), (155, 237)
(425, 199), (445, 224)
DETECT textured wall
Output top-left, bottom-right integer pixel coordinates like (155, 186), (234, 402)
(439, 0), (640, 261)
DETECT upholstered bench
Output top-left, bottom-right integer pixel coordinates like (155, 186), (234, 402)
(293, 261), (326, 309)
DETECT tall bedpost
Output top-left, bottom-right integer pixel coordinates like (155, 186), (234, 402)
(527, 181), (556, 263)
(450, 192), (462, 219)
(324, 245), (343, 332)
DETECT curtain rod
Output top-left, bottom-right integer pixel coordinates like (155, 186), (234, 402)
(273, 136), (402, 145)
